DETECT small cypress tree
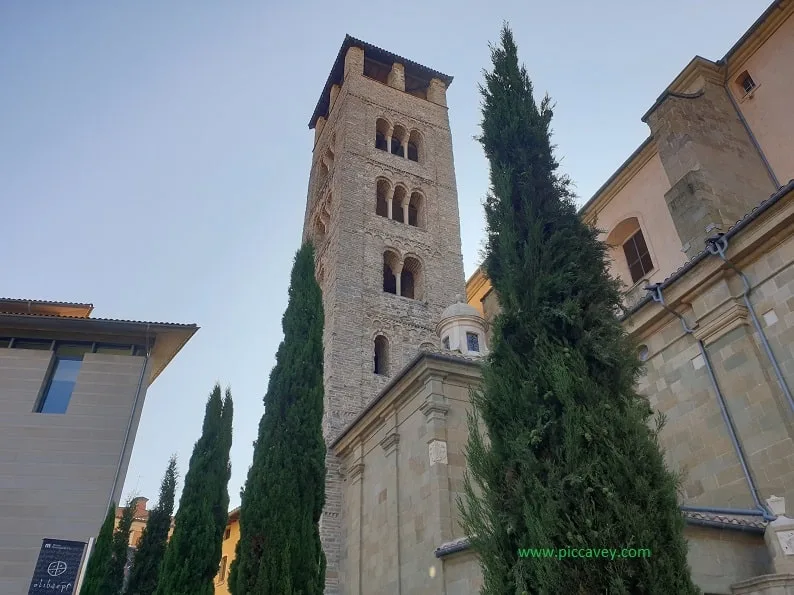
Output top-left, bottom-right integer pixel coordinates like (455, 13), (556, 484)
(230, 242), (326, 594)
(126, 456), (178, 595)
(155, 384), (233, 595)
(459, 25), (698, 594)
(105, 500), (135, 594)
(80, 503), (116, 595)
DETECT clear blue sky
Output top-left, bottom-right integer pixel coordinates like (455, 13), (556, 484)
(1, 1), (769, 510)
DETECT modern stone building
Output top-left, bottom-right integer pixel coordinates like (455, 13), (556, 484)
(0, 298), (196, 594)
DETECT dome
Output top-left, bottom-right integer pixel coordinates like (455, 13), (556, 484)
(440, 294), (481, 320)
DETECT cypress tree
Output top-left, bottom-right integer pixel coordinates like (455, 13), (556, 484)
(80, 503), (116, 595)
(105, 500), (135, 594)
(126, 456), (178, 595)
(459, 25), (698, 594)
(156, 384), (233, 595)
(229, 242), (326, 594)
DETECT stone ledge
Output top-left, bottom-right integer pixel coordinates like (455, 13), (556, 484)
(435, 536), (471, 558)
(731, 573), (794, 594)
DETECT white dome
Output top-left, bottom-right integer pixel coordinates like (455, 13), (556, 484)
(440, 294), (481, 321)
(435, 294), (489, 357)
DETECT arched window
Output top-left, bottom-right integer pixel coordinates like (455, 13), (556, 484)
(383, 251), (400, 294)
(606, 217), (654, 286)
(407, 130), (422, 162)
(376, 179), (390, 218)
(317, 160), (329, 190)
(374, 335), (389, 375)
(376, 118), (390, 151)
(391, 125), (407, 157)
(392, 186), (407, 224)
(623, 230), (653, 284)
(408, 191), (423, 228)
(313, 217), (326, 245)
(401, 256), (422, 300)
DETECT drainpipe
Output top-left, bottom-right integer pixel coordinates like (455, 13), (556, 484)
(722, 61), (780, 189)
(705, 234), (794, 414)
(645, 284), (776, 521)
(107, 348), (150, 511)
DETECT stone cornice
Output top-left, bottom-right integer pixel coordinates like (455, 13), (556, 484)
(723, 0), (793, 78)
(666, 56), (724, 95)
(380, 431), (400, 456)
(692, 301), (749, 346)
(331, 353), (481, 455)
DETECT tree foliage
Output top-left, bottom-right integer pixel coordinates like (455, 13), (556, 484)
(126, 456), (178, 595)
(79, 504), (116, 595)
(156, 384), (233, 595)
(230, 242), (326, 594)
(459, 24), (699, 594)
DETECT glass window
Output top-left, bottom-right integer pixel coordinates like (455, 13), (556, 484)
(219, 556), (228, 581)
(466, 332), (480, 352)
(13, 339), (53, 350)
(56, 343), (92, 357)
(38, 355), (83, 414)
(0, 338), (11, 348)
(133, 345), (148, 356)
(96, 344), (133, 355)
(622, 230), (654, 284)
(442, 336), (450, 349)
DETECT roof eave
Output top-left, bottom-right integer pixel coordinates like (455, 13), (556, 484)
(308, 35), (454, 130)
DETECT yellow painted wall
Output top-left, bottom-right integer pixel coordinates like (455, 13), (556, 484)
(214, 516), (240, 595)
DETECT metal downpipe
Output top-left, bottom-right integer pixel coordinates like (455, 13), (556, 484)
(706, 234), (794, 414)
(646, 284), (776, 521)
(107, 346), (150, 511)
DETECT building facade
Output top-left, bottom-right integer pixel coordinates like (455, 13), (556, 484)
(467, 1), (794, 593)
(305, 36), (467, 591)
(213, 507), (240, 595)
(0, 298), (196, 594)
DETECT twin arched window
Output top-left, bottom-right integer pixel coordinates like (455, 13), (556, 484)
(376, 179), (424, 228)
(383, 251), (423, 300)
(376, 118), (422, 163)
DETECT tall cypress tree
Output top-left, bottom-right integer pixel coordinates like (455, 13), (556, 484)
(126, 456), (178, 595)
(459, 26), (698, 594)
(156, 384), (233, 595)
(229, 242), (326, 594)
(106, 500), (135, 594)
(80, 503), (116, 595)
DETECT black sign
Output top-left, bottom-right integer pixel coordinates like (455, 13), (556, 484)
(28, 539), (86, 595)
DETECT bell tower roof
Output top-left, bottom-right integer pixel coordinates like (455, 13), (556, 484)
(308, 34), (454, 129)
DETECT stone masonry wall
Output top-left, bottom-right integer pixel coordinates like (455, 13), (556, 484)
(303, 45), (466, 593)
(646, 80), (777, 259)
(335, 356), (483, 594)
(633, 225), (794, 516)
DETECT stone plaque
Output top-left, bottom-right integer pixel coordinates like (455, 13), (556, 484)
(777, 530), (794, 556)
(429, 440), (448, 465)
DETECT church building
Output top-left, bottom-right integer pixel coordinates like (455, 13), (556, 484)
(288, 0), (794, 593)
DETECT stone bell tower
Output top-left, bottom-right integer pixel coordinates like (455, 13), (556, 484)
(303, 36), (466, 592)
